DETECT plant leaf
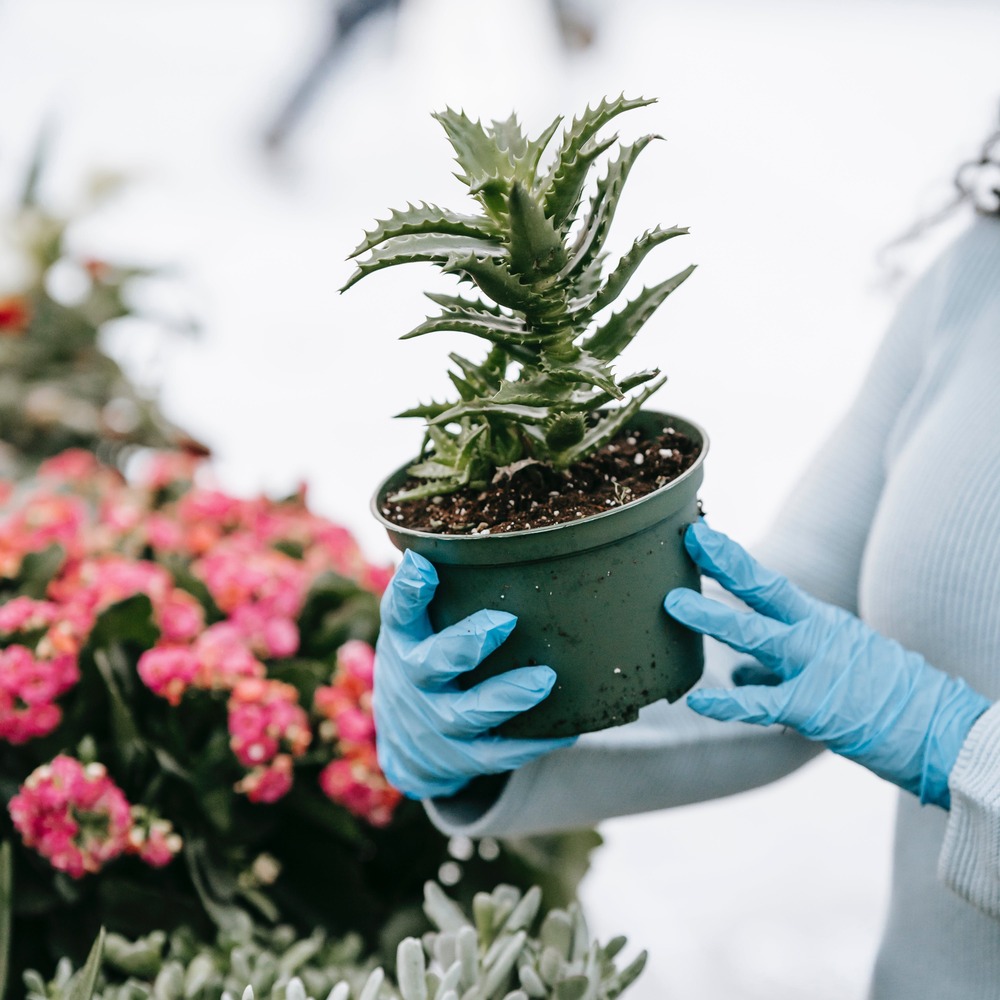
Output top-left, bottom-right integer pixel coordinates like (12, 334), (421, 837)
(541, 349), (622, 398)
(507, 181), (567, 278)
(559, 134), (661, 283)
(0, 843), (11, 1000)
(401, 310), (529, 343)
(66, 927), (106, 1000)
(522, 115), (564, 187)
(540, 95), (656, 200)
(433, 108), (515, 187)
(542, 132), (617, 233)
(349, 203), (497, 258)
(442, 255), (539, 312)
(583, 265), (696, 361)
(578, 226), (689, 318)
(341, 234), (506, 291)
(554, 377), (666, 467)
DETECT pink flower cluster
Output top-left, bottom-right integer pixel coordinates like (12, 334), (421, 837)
(315, 641), (401, 827)
(229, 679), (312, 804)
(0, 642), (79, 743)
(9, 755), (181, 879)
(0, 449), (397, 839)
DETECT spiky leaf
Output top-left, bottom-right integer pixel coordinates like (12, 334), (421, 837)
(342, 234), (506, 291)
(350, 203), (497, 258)
(559, 135), (661, 281)
(507, 181), (568, 277)
(579, 226), (689, 318)
(584, 265), (696, 361)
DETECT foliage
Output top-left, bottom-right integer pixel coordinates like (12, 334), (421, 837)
(0, 451), (600, 997)
(0, 141), (201, 478)
(25, 881), (646, 1000)
(343, 95), (694, 500)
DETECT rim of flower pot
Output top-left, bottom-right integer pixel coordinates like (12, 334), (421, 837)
(371, 410), (708, 566)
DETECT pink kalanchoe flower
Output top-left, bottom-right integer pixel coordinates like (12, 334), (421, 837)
(156, 589), (205, 644)
(37, 449), (106, 485)
(9, 756), (133, 878)
(235, 754), (294, 804)
(0, 645), (79, 744)
(0, 596), (59, 635)
(336, 640), (375, 692)
(228, 678), (311, 774)
(229, 604), (300, 659)
(127, 808), (182, 868)
(5, 492), (88, 560)
(136, 450), (205, 491)
(144, 513), (184, 552)
(314, 640), (376, 742)
(319, 746), (401, 827)
(192, 623), (266, 690)
(137, 645), (200, 706)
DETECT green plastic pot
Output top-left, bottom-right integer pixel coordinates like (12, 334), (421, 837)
(372, 410), (708, 738)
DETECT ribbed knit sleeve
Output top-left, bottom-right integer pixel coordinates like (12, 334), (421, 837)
(941, 703), (1000, 917)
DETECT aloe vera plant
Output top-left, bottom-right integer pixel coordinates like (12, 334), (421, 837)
(343, 95), (694, 501)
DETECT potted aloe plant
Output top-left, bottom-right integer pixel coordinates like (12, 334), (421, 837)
(343, 96), (707, 738)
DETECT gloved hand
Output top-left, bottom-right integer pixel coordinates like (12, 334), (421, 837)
(374, 549), (576, 800)
(664, 521), (991, 808)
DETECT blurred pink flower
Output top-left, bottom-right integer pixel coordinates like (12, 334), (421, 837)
(228, 678), (311, 772)
(9, 757), (133, 878)
(0, 645), (79, 744)
(235, 754), (294, 804)
(319, 746), (401, 827)
(137, 645), (200, 706)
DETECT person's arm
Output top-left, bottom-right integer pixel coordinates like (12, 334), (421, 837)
(424, 227), (951, 838)
(941, 705), (1000, 917)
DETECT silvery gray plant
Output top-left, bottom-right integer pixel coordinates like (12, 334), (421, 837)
(24, 883), (646, 1000)
(343, 95), (694, 501)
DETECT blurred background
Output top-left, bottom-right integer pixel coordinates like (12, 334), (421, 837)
(1, 0), (998, 996)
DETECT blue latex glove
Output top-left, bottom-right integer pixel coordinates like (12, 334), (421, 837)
(664, 521), (991, 808)
(374, 549), (576, 800)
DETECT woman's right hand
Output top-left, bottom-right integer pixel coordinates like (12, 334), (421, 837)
(374, 549), (576, 800)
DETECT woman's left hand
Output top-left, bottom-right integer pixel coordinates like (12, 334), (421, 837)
(664, 521), (991, 808)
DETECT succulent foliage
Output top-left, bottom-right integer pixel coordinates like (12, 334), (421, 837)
(26, 882), (645, 1000)
(344, 96), (694, 501)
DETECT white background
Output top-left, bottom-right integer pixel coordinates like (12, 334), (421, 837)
(2, 1), (999, 996)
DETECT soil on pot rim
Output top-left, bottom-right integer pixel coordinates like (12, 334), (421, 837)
(381, 423), (701, 535)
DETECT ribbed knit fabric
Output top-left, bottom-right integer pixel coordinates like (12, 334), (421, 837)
(427, 216), (1000, 998)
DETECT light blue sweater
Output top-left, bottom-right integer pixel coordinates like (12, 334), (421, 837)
(427, 216), (1000, 998)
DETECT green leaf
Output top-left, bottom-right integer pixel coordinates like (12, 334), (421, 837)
(578, 227), (690, 318)
(521, 115), (564, 187)
(0, 843), (11, 1000)
(93, 646), (147, 766)
(542, 132), (618, 233)
(401, 310), (529, 344)
(432, 108), (516, 187)
(507, 181), (567, 278)
(66, 927), (105, 1000)
(488, 112), (529, 164)
(349, 203), (497, 258)
(395, 398), (456, 420)
(429, 399), (551, 427)
(87, 594), (159, 650)
(15, 544), (65, 599)
(583, 265), (696, 362)
(541, 94), (656, 200)
(554, 378), (666, 467)
(341, 234), (506, 292)
(541, 349), (622, 398)
(560, 135), (661, 283)
(442, 256), (539, 312)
